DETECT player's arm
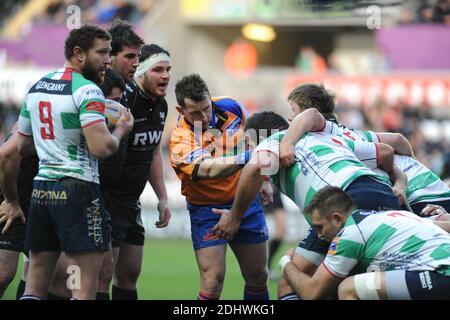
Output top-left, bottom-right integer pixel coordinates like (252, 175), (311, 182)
(282, 259), (342, 300)
(83, 108), (133, 159)
(280, 108), (326, 167)
(195, 151), (250, 179)
(376, 132), (414, 157)
(148, 144), (170, 228)
(16, 134), (36, 156)
(212, 150), (277, 240)
(0, 129), (26, 233)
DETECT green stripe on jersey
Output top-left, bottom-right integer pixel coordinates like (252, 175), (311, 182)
(285, 164), (300, 201)
(20, 102), (30, 119)
(344, 139), (355, 151)
(430, 244), (450, 260)
(406, 172), (440, 197)
(61, 112), (81, 129)
(40, 166), (84, 175)
(67, 145), (78, 161)
(309, 145), (334, 157)
(304, 187), (317, 207)
(330, 160), (364, 173)
(336, 239), (364, 260)
(72, 72), (96, 92)
(362, 131), (374, 142)
(399, 235), (426, 253)
(363, 223), (397, 265)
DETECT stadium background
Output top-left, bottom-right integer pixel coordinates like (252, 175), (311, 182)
(0, 0), (449, 299)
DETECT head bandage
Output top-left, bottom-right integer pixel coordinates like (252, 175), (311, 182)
(134, 53), (170, 78)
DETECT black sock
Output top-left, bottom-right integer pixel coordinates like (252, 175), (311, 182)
(16, 279), (26, 300)
(112, 285), (137, 300)
(268, 239), (282, 269)
(47, 292), (69, 300)
(96, 292), (110, 300)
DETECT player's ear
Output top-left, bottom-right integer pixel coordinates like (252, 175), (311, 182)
(332, 212), (344, 227)
(176, 105), (184, 115)
(73, 46), (84, 63)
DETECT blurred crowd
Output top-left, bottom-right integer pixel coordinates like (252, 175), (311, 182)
(400, 0), (450, 25)
(35, 0), (154, 25)
(336, 102), (450, 184)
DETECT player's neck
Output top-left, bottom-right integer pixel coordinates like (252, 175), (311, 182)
(65, 61), (81, 73)
(135, 77), (156, 103)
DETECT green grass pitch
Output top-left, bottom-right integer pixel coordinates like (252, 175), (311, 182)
(3, 239), (295, 300)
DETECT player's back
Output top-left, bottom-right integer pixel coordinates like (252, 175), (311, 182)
(342, 210), (450, 272)
(18, 67), (106, 183)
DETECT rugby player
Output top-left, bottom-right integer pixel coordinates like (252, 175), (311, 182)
(279, 186), (450, 300)
(16, 24), (133, 300)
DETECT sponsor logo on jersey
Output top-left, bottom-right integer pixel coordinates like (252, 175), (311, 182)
(133, 131), (162, 145)
(85, 101), (105, 113)
(419, 271), (433, 290)
(35, 81), (68, 92)
(225, 118), (241, 136)
(185, 148), (209, 164)
(328, 237), (340, 255)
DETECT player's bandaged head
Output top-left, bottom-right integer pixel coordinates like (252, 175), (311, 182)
(135, 44), (171, 78)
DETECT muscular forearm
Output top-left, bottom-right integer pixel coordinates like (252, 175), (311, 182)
(282, 109), (326, 145)
(0, 133), (22, 201)
(377, 133), (413, 157)
(196, 155), (244, 179)
(230, 163), (265, 220)
(148, 147), (168, 201)
(283, 262), (320, 300)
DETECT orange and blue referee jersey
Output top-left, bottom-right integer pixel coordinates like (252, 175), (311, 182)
(170, 96), (249, 205)
(170, 96), (268, 250)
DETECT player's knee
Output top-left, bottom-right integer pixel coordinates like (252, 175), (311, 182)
(115, 264), (141, 285)
(338, 277), (356, 299)
(243, 267), (268, 287)
(201, 271), (225, 293)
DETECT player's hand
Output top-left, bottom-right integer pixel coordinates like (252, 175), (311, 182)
(116, 108), (134, 134)
(259, 180), (273, 206)
(211, 209), (241, 240)
(284, 247), (295, 258)
(0, 200), (26, 234)
(420, 204), (447, 217)
(392, 185), (406, 205)
(279, 141), (295, 167)
(155, 200), (171, 228)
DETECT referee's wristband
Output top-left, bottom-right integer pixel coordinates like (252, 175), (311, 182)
(236, 150), (251, 166)
(279, 255), (292, 274)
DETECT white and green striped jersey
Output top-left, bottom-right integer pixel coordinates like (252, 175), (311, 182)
(321, 121), (379, 143)
(253, 131), (391, 213)
(18, 67), (106, 183)
(323, 210), (450, 278)
(321, 121), (450, 204)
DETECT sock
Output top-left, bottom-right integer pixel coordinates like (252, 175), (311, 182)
(96, 292), (110, 300)
(112, 285), (137, 300)
(268, 239), (282, 269)
(16, 279), (26, 300)
(279, 293), (301, 300)
(47, 292), (69, 300)
(20, 294), (42, 300)
(244, 285), (269, 300)
(196, 291), (219, 300)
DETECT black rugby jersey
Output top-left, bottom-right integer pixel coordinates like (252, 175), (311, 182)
(100, 80), (168, 200)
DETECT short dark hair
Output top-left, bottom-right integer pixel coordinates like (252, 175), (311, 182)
(287, 83), (336, 120)
(64, 24), (111, 60)
(108, 19), (144, 56)
(175, 73), (210, 107)
(244, 111), (289, 143)
(139, 44), (170, 63)
(304, 186), (356, 219)
(99, 68), (126, 97)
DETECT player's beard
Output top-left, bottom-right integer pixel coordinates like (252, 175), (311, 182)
(82, 59), (103, 85)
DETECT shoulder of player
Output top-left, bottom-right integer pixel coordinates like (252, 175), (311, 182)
(71, 73), (103, 96)
(212, 96), (244, 119)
